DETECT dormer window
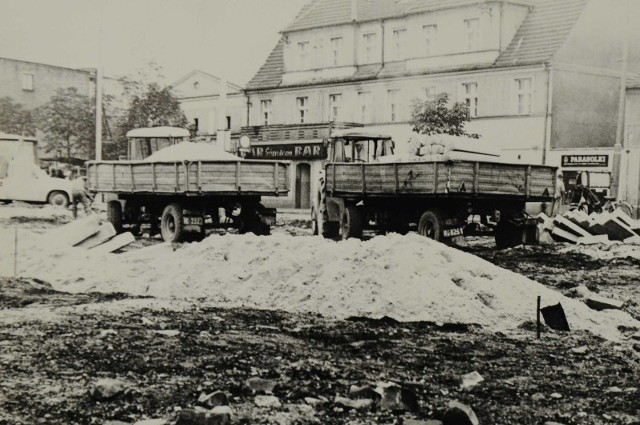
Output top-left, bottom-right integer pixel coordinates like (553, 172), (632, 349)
(330, 37), (343, 66)
(363, 33), (377, 63)
(392, 29), (407, 61)
(423, 24), (437, 56)
(464, 18), (480, 51)
(298, 41), (310, 69)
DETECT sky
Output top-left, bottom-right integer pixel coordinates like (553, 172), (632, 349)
(0, 0), (309, 86)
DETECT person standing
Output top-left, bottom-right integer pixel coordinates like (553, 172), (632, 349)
(71, 173), (93, 218)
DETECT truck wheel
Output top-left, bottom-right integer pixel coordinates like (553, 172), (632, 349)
(48, 191), (69, 208)
(418, 210), (443, 241)
(107, 201), (123, 233)
(161, 203), (184, 243)
(340, 204), (363, 240)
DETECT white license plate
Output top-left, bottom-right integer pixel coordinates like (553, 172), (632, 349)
(184, 216), (203, 225)
(443, 227), (464, 238)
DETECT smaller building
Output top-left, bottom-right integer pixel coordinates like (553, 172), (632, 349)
(171, 70), (246, 151)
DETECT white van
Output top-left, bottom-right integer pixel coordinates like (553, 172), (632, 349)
(0, 133), (73, 206)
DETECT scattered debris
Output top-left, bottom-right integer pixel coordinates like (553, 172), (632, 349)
(375, 382), (419, 411)
(460, 371), (484, 390)
(254, 395), (282, 408)
(334, 395), (374, 410)
(442, 400), (479, 425)
(245, 377), (278, 394)
(90, 377), (129, 400)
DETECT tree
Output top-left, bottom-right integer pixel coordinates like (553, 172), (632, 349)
(409, 92), (479, 138)
(35, 87), (96, 162)
(105, 82), (189, 160)
(0, 97), (36, 136)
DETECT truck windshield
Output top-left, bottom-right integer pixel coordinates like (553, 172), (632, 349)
(331, 138), (394, 163)
(129, 137), (180, 160)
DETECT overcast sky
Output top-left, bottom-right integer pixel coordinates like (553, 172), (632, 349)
(0, 0), (308, 86)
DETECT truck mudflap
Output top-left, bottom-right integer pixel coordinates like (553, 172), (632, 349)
(258, 207), (277, 226)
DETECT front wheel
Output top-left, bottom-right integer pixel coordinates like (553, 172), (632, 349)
(48, 191), (69, 208)
(418, 210), (443, 241)
(161, 203), (184, 243)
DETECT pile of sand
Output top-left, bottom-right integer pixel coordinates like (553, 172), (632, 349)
(1, 230), (637, 340)
(145, 142), (241, 162)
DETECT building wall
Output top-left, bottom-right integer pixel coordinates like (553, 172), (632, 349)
(249, 65), (549, 160)
(282, 2), (528, 85)
(0, 58), (93, 110)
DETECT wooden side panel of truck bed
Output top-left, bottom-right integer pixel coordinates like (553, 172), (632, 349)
(325, 161), (555, 200)
(86, 160), (289, 196)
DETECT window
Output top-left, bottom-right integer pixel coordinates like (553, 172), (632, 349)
(358, 91), (372, 123)
(392, 29), (407, 60)
(298, 41), (310, 69)
(423, 24), (437, 56)
(296, 96), (309, 123)
(462, 82), (478, 118)
(464, 18), (480, 51)
(193, 118), (199, 132)
(363, 33), (377, 63)
(329, 94), (342, 121)
(515, 78), (532, 115)
(22, 73), (34, 91)
(260, 99), (272, 125)
(424, 86), (437, 99)
(387, 89), (401, 122)
(330, 37), (343, 66)
(226, 116), (231, 130)
(193, 81), (200, 90)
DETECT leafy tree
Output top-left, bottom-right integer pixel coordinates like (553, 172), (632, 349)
(105, 82), (189, 160)
(409, 92), (479, 138)
(35, 87), (96, 162)
(0, 97), (36, 136)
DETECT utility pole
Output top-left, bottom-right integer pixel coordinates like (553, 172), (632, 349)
(95, 2), (104, 160)
(611, 0), (629, 200)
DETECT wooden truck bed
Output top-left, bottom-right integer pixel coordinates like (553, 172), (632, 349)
(86, 160), (289, 196)
(325, 160), (556, 200)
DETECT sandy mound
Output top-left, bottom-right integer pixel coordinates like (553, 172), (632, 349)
(1, 230), (637, 341)
(145, 142), (241, 162)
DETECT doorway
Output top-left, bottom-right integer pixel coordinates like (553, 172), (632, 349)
(295, 163), (311, 209)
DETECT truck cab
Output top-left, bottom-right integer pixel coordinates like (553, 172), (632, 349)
(125, 127), (191, 160)
(0, 133), (72, 206)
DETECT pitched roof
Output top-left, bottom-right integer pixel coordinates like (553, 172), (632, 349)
(247, 0), (587, 91)
(246, 39), (286, 91)
(494, 0), (588, 67)
(171, 70), (243, 92)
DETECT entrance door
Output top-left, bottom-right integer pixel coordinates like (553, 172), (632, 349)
(295, 163), (311, 209)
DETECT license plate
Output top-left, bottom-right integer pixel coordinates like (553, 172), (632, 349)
(184, 216), (203, 225)
(443, 227), (464, 238)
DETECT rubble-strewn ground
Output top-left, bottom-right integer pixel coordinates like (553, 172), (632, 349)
(1, 205), (639, 425)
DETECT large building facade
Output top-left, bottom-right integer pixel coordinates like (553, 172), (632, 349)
(244, 0), (636, 210)
(171, 70), (246, 151)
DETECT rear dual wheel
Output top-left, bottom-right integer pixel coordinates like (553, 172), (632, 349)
(340, 204), (363, 240)
(161, 203), (184, 243)
(418, 210), (443, 241)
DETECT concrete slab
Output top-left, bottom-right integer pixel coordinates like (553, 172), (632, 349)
(90, 232), (135, 254)
(75, 222), (116, 249)
(586, 295), (624, 311)
(551, 227), (578, 243)
(536, 212), (555, 231)
(47, 216), (100, 246)
(599, 217), (636, 241)
(576, 234), (609, 245)
(553, 215), (592, 237)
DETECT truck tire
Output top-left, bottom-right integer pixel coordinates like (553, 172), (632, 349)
(161, 203), (184, 243)
(107, 201), (123, 233)
(341, 204), (363, 240)
(48, 191), (69, 208)
(418, 210), (443, 241)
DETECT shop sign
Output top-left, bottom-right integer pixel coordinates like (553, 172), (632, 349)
(249, 142), (326, 160)
(561, 154), (608, 168)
